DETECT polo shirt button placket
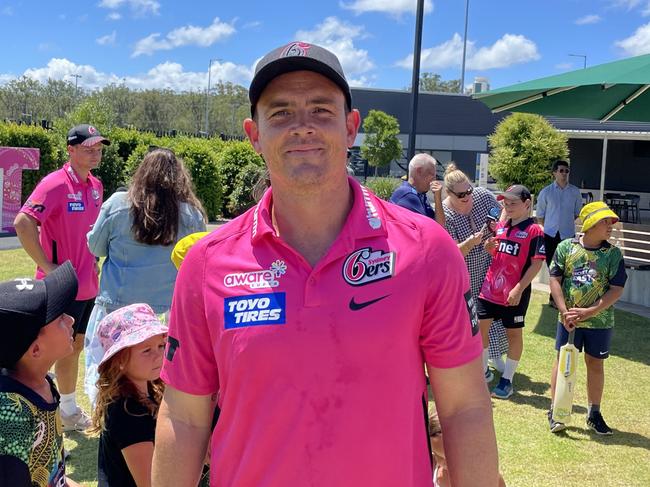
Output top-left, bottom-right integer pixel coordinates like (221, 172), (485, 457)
(304, 275), (320, 307)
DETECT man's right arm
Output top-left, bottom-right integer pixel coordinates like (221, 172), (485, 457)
(13, 213), (56, 274)
(536, 188), (546, 227)
(152, 386), (214, 486)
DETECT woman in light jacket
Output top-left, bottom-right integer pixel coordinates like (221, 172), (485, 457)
(84, 148), (206, 404)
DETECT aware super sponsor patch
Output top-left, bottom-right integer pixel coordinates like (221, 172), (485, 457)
(464, 290), (480, 336)
(224, 292), (286, 329)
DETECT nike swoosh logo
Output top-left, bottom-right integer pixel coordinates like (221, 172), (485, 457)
(349, 295), (390, 311)
(599, 351), (609, 355)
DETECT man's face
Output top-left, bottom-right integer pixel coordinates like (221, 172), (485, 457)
(244, 70), (360, 191)
(68, 142), (103, 172)
(415, 165), (436, 193)
(553, 164), (570, 184)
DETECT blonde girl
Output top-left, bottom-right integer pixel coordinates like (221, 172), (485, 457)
(89, 303), (167, 487)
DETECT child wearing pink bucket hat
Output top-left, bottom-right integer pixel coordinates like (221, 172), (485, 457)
(88, 303), (168, 487)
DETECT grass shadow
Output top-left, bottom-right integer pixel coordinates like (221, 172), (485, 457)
(554, 426), (650, 451)
(493, 372), (588, 415)
(64, 431), (99, 483)
(532, 303), (650, 367)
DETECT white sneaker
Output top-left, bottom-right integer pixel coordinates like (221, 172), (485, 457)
(488, 357), (506, 374)
(61, 407), (91, 432)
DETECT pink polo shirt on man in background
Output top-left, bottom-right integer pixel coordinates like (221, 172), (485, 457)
(162, 177), (482, 487)
(20, 162), (103, 300)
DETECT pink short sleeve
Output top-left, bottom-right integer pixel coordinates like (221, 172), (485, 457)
(160, 241), (220, 395)
(420, 228), (482, 368)
(20, 173), (63, 223)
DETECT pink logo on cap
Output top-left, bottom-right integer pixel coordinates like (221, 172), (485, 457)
(282, 42), (311, 57)
(88, 125), (97, 135)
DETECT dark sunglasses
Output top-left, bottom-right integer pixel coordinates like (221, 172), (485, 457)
(556, 168), (570, 174)
(450, 186), (474, 199)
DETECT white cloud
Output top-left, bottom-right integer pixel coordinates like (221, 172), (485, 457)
(469, 34), (539, 70)
(615, 22), (650, 55)
(396, 33), (539, 71)
(295, 17), (374, 76)
(96, 31), (117, 46)
(107, 12), (122, 21)
(98, 0), (160, 16)
(341, 0), (433, 16)
(555, 62), (573, 70)
(243, 20), (262, 29)
(1, 6), (14, 15)
(132, 17), (235, 57)
(11, 57), (253, 92)
(608, 0), (650, 16)
(575, 14), (601, 25)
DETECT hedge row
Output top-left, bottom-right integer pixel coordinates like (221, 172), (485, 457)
(0, 122), (264, 220)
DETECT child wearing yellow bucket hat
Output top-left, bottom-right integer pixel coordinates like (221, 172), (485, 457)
(546, 201), (627, 436)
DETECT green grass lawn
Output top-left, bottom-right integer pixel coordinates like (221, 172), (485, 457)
(2, 247), (649, 486)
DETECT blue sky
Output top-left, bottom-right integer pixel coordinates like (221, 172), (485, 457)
(1, 0), (649, 93)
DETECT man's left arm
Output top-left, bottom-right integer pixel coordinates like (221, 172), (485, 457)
(420, 225), (498, 486)
(573, 187), (583, 219)
(427, 359), (499, 487)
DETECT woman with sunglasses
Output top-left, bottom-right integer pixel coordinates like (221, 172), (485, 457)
(84, 148), (207, 404)
(442, 163), (509, 378)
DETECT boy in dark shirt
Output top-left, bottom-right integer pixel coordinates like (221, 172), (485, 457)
(0, 261), (82, 487)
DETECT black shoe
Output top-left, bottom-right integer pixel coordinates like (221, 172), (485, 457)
(547, 409), (566, 433)
(587, 411), (613, 435)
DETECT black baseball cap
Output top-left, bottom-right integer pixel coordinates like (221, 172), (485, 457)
(249, 41), (352, 116)
(497, 184), (532, 202)
(67, 124), (111, 147)
(0, 261), (78, 368)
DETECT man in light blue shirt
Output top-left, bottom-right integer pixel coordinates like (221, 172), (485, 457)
(536, 160), (582, 304)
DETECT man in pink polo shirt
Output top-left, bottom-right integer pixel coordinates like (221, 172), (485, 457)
(14, 124), (108, 431)
(153, 42), (499, 487)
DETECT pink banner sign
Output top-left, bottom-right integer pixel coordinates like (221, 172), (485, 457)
(0, 147), (40, 233)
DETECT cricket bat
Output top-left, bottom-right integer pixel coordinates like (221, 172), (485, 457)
(552, 330), (578, 423)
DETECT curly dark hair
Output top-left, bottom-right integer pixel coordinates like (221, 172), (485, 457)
(128, 148), (206, 246)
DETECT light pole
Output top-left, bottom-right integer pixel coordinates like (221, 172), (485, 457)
(460, 0), (470, 94)
(68, 73), (82, 97)
(569, 54), (587, 69)
(407, 0), (425, 161)
(204, 58), (221, 135)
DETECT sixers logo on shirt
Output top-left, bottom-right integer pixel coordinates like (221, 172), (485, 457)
(343, 247), (395, 286)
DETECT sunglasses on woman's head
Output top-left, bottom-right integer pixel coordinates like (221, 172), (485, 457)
(450, 186), (474, 199)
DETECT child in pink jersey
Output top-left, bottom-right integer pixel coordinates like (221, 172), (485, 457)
(477, 185), (545, 399)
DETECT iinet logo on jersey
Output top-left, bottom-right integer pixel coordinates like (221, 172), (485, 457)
(223, 260), (287, 289)
(498, 240), (521, 257)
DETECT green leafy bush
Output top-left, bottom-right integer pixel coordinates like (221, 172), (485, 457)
(216, 141), (264, 217)
(0, 123), (66, 202)
(488, 113), (569, 194)
(227, 163), (267, 216)
(365, 177), (401, 201)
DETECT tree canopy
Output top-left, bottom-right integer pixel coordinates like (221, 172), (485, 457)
(488, 113), (569, 194)
(360, 109), (403, 169)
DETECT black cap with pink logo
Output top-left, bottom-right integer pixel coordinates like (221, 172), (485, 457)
(67, 124), (111, 147)
(249, 41), (352, 116)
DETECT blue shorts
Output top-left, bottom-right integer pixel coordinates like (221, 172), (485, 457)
(554, 323), (613, 359)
